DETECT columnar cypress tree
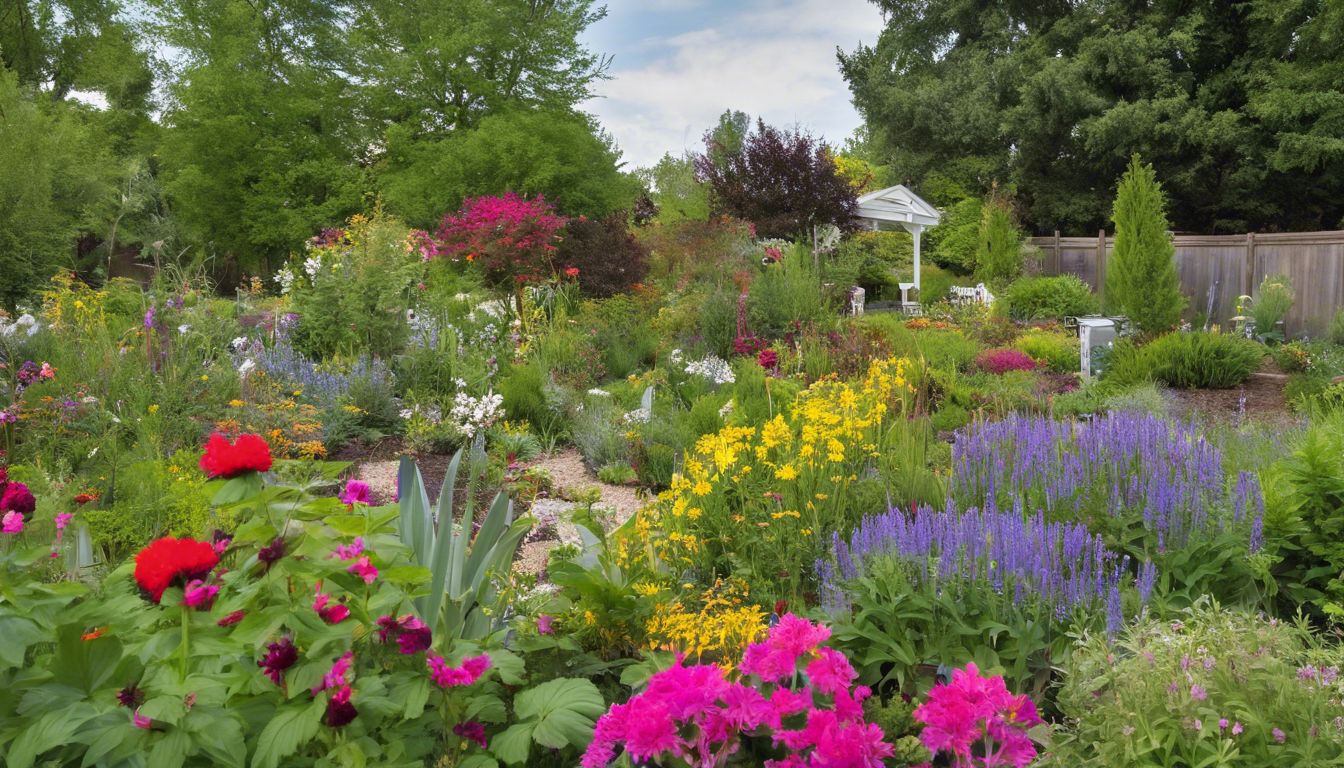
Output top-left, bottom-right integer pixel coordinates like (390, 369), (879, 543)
(1107, 155), (1186, 335)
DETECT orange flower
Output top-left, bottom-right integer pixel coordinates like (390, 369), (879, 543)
(82, 628), (107, 641)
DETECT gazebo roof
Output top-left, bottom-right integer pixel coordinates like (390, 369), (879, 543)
(856, 185), (942, 230)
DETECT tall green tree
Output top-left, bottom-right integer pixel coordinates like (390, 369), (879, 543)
(637, 152), (710, 224)
(975, 192), (1023, 283)
(146, 0), (366, 271)
(1107, 155), (1185, 336)
(841, 0), (1344, 234)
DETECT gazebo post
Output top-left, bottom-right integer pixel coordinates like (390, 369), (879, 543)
(911, 224), (922, 296)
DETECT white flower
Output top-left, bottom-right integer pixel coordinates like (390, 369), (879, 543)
(111, 417), (121, 424)
(303, 256), (321, 279)
(669, 349), (683, 365)
(399, 408), (414, 420)
(623, 407), (651, 424)
(238, 359), (256, 379)
(177, 324), (192, 335)
(81, 396), (98, 404)
(587, 388), (612, 397)
(685, 355), (735, 385)
(274, 266), (296, 294)
(718, 399), (735, 418)
(88, 447), (99, 458)
(229, 336), (249, 352)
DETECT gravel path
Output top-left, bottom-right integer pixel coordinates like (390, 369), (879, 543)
(350, 448), (649, 577)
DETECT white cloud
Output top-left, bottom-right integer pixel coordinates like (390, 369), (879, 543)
(584, 0), (885, 168)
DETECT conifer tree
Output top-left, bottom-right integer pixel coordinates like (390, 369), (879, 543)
(1107, 155), (1186, 335)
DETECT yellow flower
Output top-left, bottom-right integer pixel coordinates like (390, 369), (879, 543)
(228, 399), (246, 407)
(692, 481), (712, 496)
(148, 404), (159, 414)
(200, 375), (209, 381)
(775, 464), (798, 481)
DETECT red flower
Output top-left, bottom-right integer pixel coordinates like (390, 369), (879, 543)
(1, 482), (36, 519)
(565, 267), (580, 277)
(217, 610), (246, 626)
(199, 433), (273, 478)
(73, 493), (94, 505)
(133, 537), (219, 603)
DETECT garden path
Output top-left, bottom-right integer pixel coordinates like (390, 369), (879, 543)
(348, 448), (644, 576)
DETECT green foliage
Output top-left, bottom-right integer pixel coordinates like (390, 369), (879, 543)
(377, 111), (640, 230)
(398, 451), (530, 640)
(1245, 273), (1295, 344)
(1276, 413), (1344, 611)
(829, 230), (913, 300)
(1107, 155), (1186, 335)
(698, 291), (739, 360)
(746, 246), (829, 339)
(930, 403), (971, 432)
(499, 364), (570, 442)
(915, 264), (974, 306)
(638, 153), (711, 224)
(924, 196), (982, 273)
(1012, 330), (1078, 373)
(1143, 332), (1264, 389)
(974, 196), (1024, 283)
(1330, 308), (1344, 347)
(82, 455), (223, 563)
(839, 0), (1344, 234)
(1004, 275), (1100, 321)
(1046, 603), (1344, 767)
(596, 463), (636, 485)
(913, 330), (982, 373)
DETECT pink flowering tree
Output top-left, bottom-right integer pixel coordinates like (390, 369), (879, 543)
(434, 194), (569, 312)
(582, 614), (895, 768)
(913, 663), (1044, 767)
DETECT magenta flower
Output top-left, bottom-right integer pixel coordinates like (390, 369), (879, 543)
(1190, 684), (1207, 701)
(913, 662), (1043, 768)
(340, 479), (371, 505)
(133, 710), (152, 729)
(376, 615), (432, 654)
(1232, 722), (1244, 735)
(347, 556), (378, 584)
(312, 651), (354, 695)
(55, 512), (73, 530)
(1273, 728), (1286, 743)
(1, 511), (22, 534)
(1219, 718), (1229, 730)
(182, 579), (219, 608)
(805, 647), (857, 695)
(537, 615), (553, 635)
(313, 585), (350, 624)
(334, 536), (364, 560)
(453, 720), (488, 749)
(427, 653), (491, 688)
(258, 637), (298, 686)
(326, 685), (358, 727)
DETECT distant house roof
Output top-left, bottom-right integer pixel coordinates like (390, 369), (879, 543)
(856, 185), (942, 230)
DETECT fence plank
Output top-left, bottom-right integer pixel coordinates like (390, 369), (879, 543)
(1028, 230), (1344, 335)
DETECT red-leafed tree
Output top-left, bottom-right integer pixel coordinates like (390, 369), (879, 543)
(555, 212), (650, 297)
(434, 193), (569, 311)
(695, 119), (860, 240)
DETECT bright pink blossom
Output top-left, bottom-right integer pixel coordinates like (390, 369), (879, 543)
(182, 579), (219, 608)
(427, 653), (491, 688)
(1, 511), (22, 534)
(312, 651), (353, 695)
(913, 663), (1042, 768)
(334, 536), (364, 560)
(340, 480), (371, 505)
(347, 556), (378, 584)
(133, 710), (152, 729)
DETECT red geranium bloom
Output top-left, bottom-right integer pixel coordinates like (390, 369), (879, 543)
(133, 537), (219, 603)
(73, 493), (95, 505)
(199, 433), (273, 478)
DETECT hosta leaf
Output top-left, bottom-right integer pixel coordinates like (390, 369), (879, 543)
(489, 723), (535, 766)
(514, 678), (605, 749)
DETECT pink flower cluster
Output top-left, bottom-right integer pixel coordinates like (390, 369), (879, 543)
(974, 349), (1038, 375)
(582, 614), (893, 768)
(912, 662), (1043, 768)
(332, 535), (378, 583)
(427, 652), (491, 688)
(434, 194), (568, 284)
(377, 614), (432, 654)
(313, 583), (350, 624)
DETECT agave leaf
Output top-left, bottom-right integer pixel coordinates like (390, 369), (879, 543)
(463, 493), (513, 589)
(423, 449), (466, 622)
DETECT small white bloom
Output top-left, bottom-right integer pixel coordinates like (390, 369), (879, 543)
(303, 256), (321, 279)
(177, 324), (192, 335)
(238, 359), (256, 379)
(718, 399), (735, 418)
(81, 396), (98, 404)
(587, 388), (611, 397)
(88, 447), (99, 458)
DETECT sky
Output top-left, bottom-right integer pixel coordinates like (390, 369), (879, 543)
(578, 0), (887, 170)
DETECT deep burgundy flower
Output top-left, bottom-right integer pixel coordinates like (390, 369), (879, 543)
(217, 610), (246, 626)
(1, 482), (37, 520)
(258, 537), (287, 567)
(454, 720), (488, 749)
(73, 493), (94, 506)
(133, 537), (219, 603)
(258, 637), (299, 686)
(325, 685), (358, 727)
(198, 433), (273, 478)
(115, 682), (145, 708)
(397, 619), (432, 655)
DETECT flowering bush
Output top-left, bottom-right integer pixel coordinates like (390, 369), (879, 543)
(1046, 602), (1344, 766)
(974, 348), (1038, 375)
(434, 193), (569, 307)
(915, 662), (1043, 767)
(621, 357), (911, 601)
(583, 614), (894, 768)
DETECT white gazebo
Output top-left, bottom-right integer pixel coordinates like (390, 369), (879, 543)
(855, 185), (942, 309)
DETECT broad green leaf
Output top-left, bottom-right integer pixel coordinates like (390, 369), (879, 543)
(0, 615), (44, 668)
(458, 757), (499, 768)
(147, 726), (192, 768)
(514, 678), (606, 749)
(399, 675), (430, 720)
(6, 703), (99, 768)
(253, 698), (324, 768)
(489, 723), (535, 766)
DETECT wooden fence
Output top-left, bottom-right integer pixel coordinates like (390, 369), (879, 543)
(1029, 230), (1344, 335)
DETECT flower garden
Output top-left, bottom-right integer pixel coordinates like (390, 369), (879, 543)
(4, 175), (1344, 768)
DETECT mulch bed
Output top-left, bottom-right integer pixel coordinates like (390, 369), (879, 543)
(1166, 359), (1298, 429)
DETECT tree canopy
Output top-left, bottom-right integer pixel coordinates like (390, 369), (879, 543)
(840, 0), (1344, 234)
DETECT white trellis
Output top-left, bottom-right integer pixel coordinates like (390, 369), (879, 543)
(855, 185), (942, 311)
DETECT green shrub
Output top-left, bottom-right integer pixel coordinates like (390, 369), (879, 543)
(1329, 308), (1344, 347)
(1046, 603), (1344, 768)
(1272, 340), (1317, 374)
(597, 463), (637, 485)
(1004, 275), (1099, 320)
(746, 246), (828, 339)
(1096, 338), (1154, 391)
(1106, 154), (1186, 336)
(1144, 331), (1263, 389)
(1103, 382), (1173, 415)
(975, 195), (1024, 283)
(925, 196), (983, 272)
(1012, 330), (1078, 373)
(499, 364), (570, 440)
(913, 329), (981, 372)
(930, 403), (971, 432)
(699, 291), (738, 359)
(915, 264), (974, 306)
(1246, 273), (1295, 344)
